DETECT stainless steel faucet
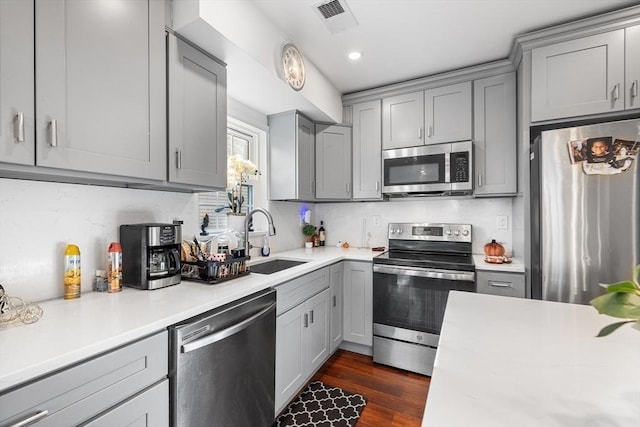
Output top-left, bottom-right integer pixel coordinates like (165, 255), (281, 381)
(243, 208), (276, 257)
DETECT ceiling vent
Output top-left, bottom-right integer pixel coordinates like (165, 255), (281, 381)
(313, 0), (358, 34)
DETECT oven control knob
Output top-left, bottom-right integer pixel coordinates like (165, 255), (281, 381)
(446, 230), (452, 235)
(454, 230), (460, 236)
(462, 230), (469, 236)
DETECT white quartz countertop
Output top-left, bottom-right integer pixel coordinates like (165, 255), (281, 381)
(0, 247), (375, 392)
(472, 254), (525, 273)
(422, 291), (640, 427)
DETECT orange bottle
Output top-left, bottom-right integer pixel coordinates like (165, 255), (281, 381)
(107, 242), (122, 293)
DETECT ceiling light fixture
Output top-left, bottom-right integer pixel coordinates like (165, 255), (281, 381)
(348, 51), (362, 60)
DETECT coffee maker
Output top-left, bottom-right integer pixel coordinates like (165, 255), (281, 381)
(120, 223), (182, 290)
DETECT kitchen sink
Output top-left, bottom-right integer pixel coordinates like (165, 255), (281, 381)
(249, 259), (308, 275)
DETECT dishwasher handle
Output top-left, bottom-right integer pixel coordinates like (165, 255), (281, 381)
(181, 302), (275, 353)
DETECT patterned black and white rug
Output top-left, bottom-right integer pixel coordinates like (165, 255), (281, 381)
(275, 381), (367, 427)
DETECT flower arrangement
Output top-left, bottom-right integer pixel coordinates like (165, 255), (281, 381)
(590, 264), (640, 336)
(215, 155), (260, 215)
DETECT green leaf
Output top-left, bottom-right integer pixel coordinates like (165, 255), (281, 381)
(590, 292), (640, 319)
(596, 320), (636, 337)
(606, 281), (640, 294)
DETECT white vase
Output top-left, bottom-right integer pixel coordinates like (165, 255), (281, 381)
(226, 213), (246, 233)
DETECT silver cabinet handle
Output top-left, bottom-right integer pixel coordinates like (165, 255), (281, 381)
(427, 125), (433, 137)
(478, 174), (483, 187)
(332, 295), (337, 307)
(612, 83), (620, 101)
(303, 313), (309, 328)
(632, 80), (639, 99)
(49, 120), (57, 147)
(488, 280), (513, 288)
(418, 127), (422, 139)
(176, 150), (182, 169)
(15, 112), (25, 142)
(375, 181), (380, 192)
(309, 309), (314, 324)
(346, 182), (350, 195)
(9, 410), (50, 427)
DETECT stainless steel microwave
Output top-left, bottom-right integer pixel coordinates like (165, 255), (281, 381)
(382, 141), (473, 197)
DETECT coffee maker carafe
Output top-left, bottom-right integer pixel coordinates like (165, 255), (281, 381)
(120, 223), (182, 290)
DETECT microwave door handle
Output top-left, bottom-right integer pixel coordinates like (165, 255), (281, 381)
(444, 152), (451, 183)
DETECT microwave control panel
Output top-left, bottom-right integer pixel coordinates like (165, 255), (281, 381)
(450, 152), (469, 183)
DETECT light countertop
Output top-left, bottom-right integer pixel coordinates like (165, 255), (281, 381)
(422, 291), (640, 427)
(0, 246), (375, 393)
(472, 254), (525, 273)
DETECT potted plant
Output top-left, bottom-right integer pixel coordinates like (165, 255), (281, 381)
(590, 264), (640, 336)
(302, 223), (315, 248)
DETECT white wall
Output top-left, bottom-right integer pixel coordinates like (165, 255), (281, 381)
(0, 178), (198, 302)
(314, 197), (515, 256)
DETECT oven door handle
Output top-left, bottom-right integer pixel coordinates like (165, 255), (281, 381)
(373, 264), (475, 282)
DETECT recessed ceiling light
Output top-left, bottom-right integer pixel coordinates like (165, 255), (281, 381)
(348, 51), (362, 60)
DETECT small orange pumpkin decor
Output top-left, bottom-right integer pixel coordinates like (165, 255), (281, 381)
(484, 239), (505, 257)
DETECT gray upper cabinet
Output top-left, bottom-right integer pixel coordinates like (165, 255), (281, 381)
(382, 91), (424, 149)
(268, 111), (315, 201)
(473, 72), (517, 196)
(351, 100), (382, 200)
(168, 33), (227, 188)
(35, 0), (165, 180)
(315, 124), (352, 199)
(531, 29), (628, 121)
(424, 81), (472, 144)
(0, 0), (34, 166)
(626, 25), (640, 110)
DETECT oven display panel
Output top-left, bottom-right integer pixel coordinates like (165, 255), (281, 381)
(412, 226), (443, 237)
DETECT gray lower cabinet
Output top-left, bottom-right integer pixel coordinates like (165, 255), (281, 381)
(351, 100), (382, 200)
(424, 81), (472, 145)
(275, 268), (330, 414)
(473, 72), (517, 196)
(315, 124), (352, 199)
(167, 33), (227, 188)
(530, 27), (640, 121)
(0, 0), (34, 166)
(342, 261), (373, 346)
(268, 111), (315, 201)
(477, 270), (525, 298)
(34, 0), (166, 180)
(0, 331), (168, 427)
(329, 262), (344, 353)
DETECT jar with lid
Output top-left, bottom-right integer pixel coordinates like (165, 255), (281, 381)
(94, 270), (107, 292)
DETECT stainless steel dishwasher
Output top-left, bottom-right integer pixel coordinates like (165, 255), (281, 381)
(169, 288), (276, 427)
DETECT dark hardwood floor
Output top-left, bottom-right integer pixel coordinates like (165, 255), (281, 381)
(310, 350), (431, 426)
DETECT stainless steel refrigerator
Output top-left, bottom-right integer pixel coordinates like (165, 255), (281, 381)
(531, 117), (640, 304)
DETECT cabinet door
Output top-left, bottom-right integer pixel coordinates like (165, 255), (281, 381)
(315, 124), (352, 199)
(352, 100), (382, 200)
(343, 261), (373, 346)
(275, 303), (307, 413)
(168, 34), (227, 188)
(473, 72), (517, 196)
(382, 91), (424, 149)
(297, 114), (316, 201)
(35, 0), (165, 180)
(330, 263), (344, 353)
(83, 380), (168, 427)
(626, 25), (640, 110)
(477, 271), (525, 298)
(0, 0), (34, 166)
(531, 30), (625, 121)
(424, 82), (472, 144)
(306, 288), (331, 373)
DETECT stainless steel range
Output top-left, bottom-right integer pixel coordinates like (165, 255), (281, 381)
(372, 223), (475, 376)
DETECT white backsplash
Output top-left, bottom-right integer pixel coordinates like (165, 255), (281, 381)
(0, 178), (200, 302)
(314, 197), (514, 255)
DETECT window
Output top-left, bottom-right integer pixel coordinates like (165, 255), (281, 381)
(198, 122), (261, 232)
